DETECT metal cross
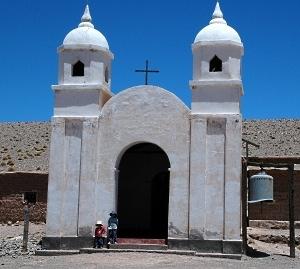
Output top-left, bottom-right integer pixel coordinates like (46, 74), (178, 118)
(135, 60), (159, 85)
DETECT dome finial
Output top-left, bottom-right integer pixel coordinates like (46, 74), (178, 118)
(81, 5), (92, 22)
(79, 5), (94, 28)
(212, 2), (223, 19)
(210, 2), (227, 25)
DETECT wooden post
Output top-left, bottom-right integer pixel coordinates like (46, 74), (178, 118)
(22, 203), (30, 252)
(241, 159), (248, 254)
(241, 139), (260, 253)
(288, 164), (295, 258)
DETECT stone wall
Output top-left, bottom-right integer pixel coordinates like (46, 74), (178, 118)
(248, 170), (300, 221)
(0, 172), (48, 223)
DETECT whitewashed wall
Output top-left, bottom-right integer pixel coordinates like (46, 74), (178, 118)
(97, 86), (191, 239)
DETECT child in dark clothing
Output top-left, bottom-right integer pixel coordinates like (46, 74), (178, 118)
(94, 220), (106, 248)
(108, 211), (118, 244)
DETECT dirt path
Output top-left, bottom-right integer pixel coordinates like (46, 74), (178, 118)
(1, 252), (300, 269)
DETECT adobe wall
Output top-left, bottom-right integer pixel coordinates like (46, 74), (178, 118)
(248, 170), (300, 221)
(0, 172), (48, 223)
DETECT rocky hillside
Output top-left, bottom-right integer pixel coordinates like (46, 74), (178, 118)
(0, 122), (50, 173)
(243, 119), (300, 157)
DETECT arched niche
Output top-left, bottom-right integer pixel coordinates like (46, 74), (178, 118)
(209, 55), (222, 72)
(72, 61), (84, 76)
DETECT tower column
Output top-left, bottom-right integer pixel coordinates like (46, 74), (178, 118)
(60, 119), (83, 237)
(224, 115), (242, 240)
(189, 115), (207, 239)
(188, 2), (244, 254)
(78, 118), (99, 237)
(45, 117), (65, 238)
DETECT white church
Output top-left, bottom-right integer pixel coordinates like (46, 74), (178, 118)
(44, 2), (244, 254)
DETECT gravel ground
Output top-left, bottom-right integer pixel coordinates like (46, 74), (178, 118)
(1, 252), (300, 269)
(1, 223), (300, 269)
(0, 223), (43, 258)
(248, 227), (300, 244)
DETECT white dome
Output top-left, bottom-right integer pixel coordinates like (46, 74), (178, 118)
(62, 5), (109, 49)
(194, 23), (241, 44)
(63, 27), (109, 49)
(194, 2), (242, 44)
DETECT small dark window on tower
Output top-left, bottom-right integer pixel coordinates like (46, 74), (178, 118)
(209, 55), (222, 72)
(105, 67), (109, 83)
(23, 192), (37, 204)
(72, 61), (84, 77)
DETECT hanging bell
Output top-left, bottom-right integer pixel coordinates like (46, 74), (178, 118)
(248, 169), (274, 203)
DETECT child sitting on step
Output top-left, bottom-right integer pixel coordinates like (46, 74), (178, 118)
(94, 220), (106, 248)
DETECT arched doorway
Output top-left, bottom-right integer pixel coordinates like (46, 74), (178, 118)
(117, 143), (170, 239)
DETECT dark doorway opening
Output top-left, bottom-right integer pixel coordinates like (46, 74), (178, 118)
(117, 143), (170, 239)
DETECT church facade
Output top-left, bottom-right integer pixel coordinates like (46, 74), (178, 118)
(44, 3), (244, 254)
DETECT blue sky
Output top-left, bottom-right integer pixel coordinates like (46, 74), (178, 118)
(0, 0), (299, 121)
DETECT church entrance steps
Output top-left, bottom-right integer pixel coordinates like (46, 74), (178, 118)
(117, 238), (166, 244)
(195, 253), (242, 260)
(108, 238), (167, 250)
(80, 248), (194, 255)
(35, 250), (80, 256)
(35, 249), (241, 260)
(79, 248), (241, 259)
(109, 243), (168, 250)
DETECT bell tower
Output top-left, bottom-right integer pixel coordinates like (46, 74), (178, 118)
(54, 5), (114, 117)
(44, 5), (113, 249)
(190, 1), (243, 114)
(188, 2), (244, 254)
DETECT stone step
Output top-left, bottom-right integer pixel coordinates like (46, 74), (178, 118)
(109, 243), (168, 250)
(79, 248), (241, 259)
(80, 248), (193, 255)
(117, 238), (166, 244)
(35, 250), (80, 256)
(195, 252), (242, 260)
